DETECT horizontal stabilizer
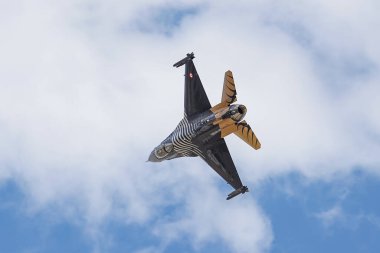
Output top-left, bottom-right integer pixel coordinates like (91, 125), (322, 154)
(234, 121), (261, 150)
(222, 70), (237, 105)
(226, 186), (249, 200)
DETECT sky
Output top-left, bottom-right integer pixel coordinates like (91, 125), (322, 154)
(0, 0), (380, 252)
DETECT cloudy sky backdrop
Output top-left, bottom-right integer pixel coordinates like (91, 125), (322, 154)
(1, 0), (380, 252)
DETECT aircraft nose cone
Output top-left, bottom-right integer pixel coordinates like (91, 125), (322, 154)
(147, 151), (159, 162)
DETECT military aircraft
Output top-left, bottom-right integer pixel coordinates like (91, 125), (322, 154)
(148, 53), (261, 200)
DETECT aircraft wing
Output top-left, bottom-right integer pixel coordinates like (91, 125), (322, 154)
(174, 53), (211, 117)
(199, 138), (244, 191)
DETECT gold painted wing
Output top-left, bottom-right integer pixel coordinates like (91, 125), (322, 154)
(234, 121), (261, 150)
(221, 70), (237, 105)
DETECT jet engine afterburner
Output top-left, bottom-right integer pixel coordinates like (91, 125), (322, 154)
(229, 104), (247, 122)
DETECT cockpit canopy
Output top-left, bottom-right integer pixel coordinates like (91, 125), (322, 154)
(154, 142), (174, 159)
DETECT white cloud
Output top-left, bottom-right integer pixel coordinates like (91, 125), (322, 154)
(152, 173), (272, 253)
(0, 0), (379, 252)
(315, 205), (344, 228)
(315, 204), (380, 233)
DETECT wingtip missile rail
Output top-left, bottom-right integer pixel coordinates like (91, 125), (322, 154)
(173, 52), (195, 68)
(226, 186), (249, 200)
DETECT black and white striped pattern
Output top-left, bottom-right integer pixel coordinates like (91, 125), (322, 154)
(171, 116), (204, 158)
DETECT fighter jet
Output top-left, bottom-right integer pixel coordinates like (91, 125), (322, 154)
(148, 53), (261, 200)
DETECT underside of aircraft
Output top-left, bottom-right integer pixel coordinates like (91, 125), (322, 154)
(148, 53), (261, 200)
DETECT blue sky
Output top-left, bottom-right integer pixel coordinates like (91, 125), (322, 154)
(259, 171), (380, 253)
(2, 171), (380, 253)
(1, 1), (380, 253)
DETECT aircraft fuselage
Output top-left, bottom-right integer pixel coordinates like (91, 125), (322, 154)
(148, 103), (247, 162)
